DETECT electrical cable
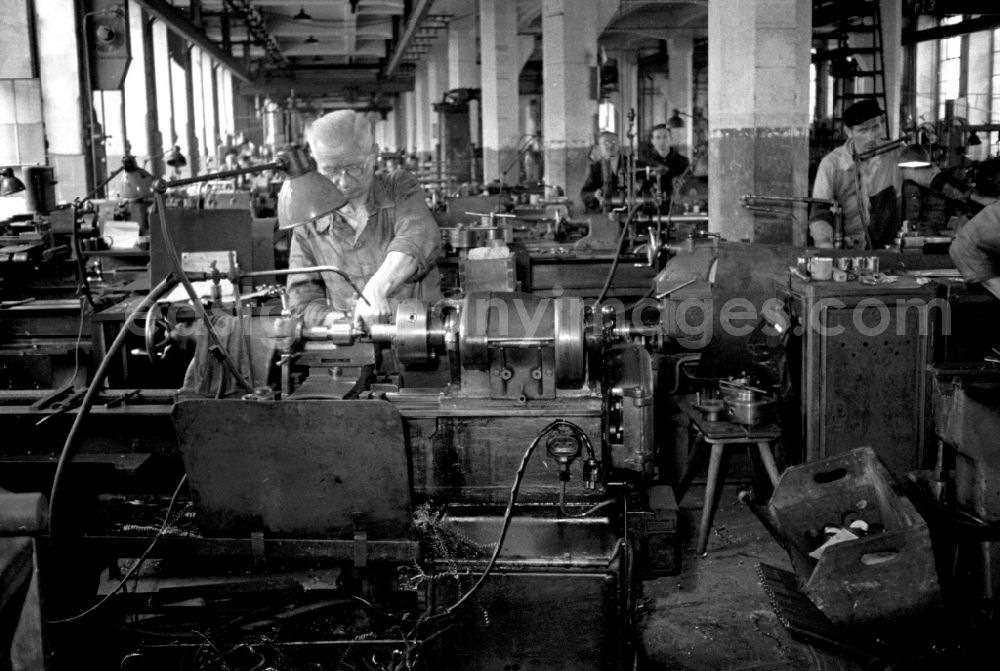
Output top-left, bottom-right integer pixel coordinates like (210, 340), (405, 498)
(418, 419), (572, 625)
(48, 473), (188, 624)
(48, 273), (180, 540)
(67, 296), (88, 386)
(595, 203), (644, 305)
(558, 483), (621, 518)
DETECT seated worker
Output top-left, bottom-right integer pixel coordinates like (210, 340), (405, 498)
(637, 123), (690, 209)
(287, 110), (443, 331)
(581, 131), (628, 212)
(809, 99), (969, 249)
(949, 157), (1000, 300)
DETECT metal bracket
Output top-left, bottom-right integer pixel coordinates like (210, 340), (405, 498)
(250, 530), (265, 569)
(353, 530), (368, 568)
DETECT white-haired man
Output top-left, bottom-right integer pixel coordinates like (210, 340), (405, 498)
(286, 110), (442, 330)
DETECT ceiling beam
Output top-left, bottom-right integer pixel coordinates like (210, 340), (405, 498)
(241, 78), (411, 96)
(382, 0), (433, 80)
(902, 14), (1000, 45)
(134, 0), (251, 81)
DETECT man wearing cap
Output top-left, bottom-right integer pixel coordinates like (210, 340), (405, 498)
(809, 99), (967, 249)
(286, 110), (442, 330)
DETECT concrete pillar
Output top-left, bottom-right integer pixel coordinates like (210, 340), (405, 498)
(35, 0), (89, 200)
(141, 12), (164, 177)
(448, 13), (478, 89)
(414, 61), (430, 158)
(881, 0), (902, 138)
(480, 0), (520, 185)
(666, 36), (694, 158)
(708, 0), (812, 245)
(402, 90), (417, 156)
(449, 13), (480, 154)
(541, 0), (602, 209)
(122, 7), (149, 160)
(426, 37), (448, 166)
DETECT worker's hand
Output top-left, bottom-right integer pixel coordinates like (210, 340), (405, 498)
(353, 287), (391, 332)
(593, 189), (603, 206)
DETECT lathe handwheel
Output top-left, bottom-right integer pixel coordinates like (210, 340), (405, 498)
(143, 301), (176, 364)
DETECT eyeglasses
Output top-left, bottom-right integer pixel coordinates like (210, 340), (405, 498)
(322, 157), (372, 181)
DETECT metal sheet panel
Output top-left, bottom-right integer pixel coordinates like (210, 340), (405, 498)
(171, 399), (411, 539)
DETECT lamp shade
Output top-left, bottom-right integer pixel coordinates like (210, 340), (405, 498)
(968, 131), (982, 147)
(0, 167), (26, 197)
(277, 171), (347, 230)
(119, 166), (154, 199)
(898, 144), (932, 168)
(165, 146), (187, 168)
(668, 109), (685, 129)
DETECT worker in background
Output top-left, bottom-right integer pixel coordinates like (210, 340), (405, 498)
(809, 99), (969, 249)
(949, 157), (1000, 300)
(637, 123), (690, 211)
(581, 131), (628, 212)
(286, 110), (442, 332)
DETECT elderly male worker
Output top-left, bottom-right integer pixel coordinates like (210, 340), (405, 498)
(809, 99), (968, 249)
(286, 110), (442, 331)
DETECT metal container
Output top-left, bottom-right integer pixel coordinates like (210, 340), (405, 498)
(719, 379), (774, 425)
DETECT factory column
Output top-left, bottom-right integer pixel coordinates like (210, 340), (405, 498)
(402, 90), (417, 156)
(541, 0), (602, 211)
(425, 37), (449, 176)
(448, 12), (481, 180)
(480, 0), (519, 186)
(666, 37), (694, 162)
(414, 61), (431, 160)
(881, 0), (903, 138)
(708, 0), (811, 245)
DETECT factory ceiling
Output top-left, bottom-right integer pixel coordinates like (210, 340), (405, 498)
(147, 0), (998, 109)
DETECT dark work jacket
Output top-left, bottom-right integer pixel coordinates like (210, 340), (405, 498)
(581, 157), (628, 211)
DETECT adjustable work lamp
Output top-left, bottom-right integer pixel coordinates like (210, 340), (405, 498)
(148, 144), (348, 394)
(0, 167), (27, 197)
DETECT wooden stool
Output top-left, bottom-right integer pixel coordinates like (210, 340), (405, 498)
(674, 400), (782, 554)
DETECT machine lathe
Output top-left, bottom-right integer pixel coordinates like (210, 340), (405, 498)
(3, 282), (677, 671)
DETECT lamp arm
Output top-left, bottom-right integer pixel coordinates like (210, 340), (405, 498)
(153, 160), (286, 191)
(81, 165), (127, 203)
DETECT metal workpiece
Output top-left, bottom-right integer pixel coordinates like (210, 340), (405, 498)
(391, 298), (433, 364)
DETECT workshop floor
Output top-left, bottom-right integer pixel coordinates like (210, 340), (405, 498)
(639, 483), (863, 671)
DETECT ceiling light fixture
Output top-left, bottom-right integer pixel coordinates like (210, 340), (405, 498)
(293, 7), (311, 20)
(305, 35), (318, 44)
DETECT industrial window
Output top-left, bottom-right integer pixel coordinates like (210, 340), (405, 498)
(991, 27), (1000, 153)
(937, 16), (963, 119)
(598, 99), (617, 134)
